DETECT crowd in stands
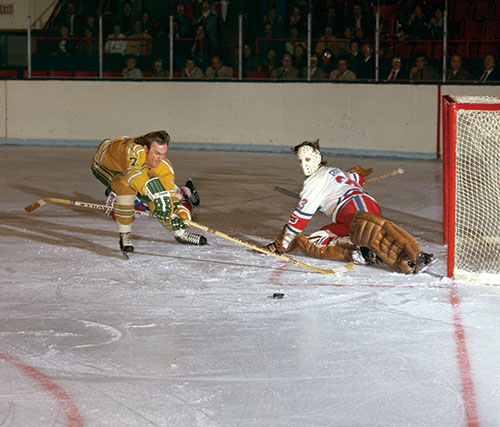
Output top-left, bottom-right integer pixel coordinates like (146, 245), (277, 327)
(17, 0), (500, 81)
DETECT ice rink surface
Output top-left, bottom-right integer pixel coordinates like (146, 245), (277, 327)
(1, 146), (500, 427)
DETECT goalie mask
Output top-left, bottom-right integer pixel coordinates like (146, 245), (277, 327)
(297, 145), (322, 176)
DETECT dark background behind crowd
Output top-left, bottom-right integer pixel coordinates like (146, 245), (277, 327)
(15, 0), (500, 81)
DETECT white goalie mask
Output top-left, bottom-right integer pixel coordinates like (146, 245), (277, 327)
(297, 145), (322, 176)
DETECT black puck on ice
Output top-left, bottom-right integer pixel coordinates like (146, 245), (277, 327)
(272, 292), (285, 299)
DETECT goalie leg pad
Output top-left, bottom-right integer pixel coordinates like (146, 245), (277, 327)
(296, 231), (356, 261)
(349, 211), (424, 274)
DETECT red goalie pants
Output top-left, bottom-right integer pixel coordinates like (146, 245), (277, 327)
(321, 195), (381, 237)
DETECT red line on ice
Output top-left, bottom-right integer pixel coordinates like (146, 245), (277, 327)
(0, 351), (84, 427)
(449, 284), (480, 427)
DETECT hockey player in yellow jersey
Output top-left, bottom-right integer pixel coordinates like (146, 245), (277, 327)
(91, 130), (206, 253)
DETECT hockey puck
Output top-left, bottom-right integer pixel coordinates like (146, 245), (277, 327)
(272, 292), (285, 299)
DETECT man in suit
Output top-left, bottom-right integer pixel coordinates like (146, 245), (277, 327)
(477, 53), (500, 82)
(356, 43), (375, 80)
(446, 54), (470, 81)
(385, 55), (409, 80)
(204, 55), (234, 79)
(271, 53), (299, 80)
(410, 53), (438, 81)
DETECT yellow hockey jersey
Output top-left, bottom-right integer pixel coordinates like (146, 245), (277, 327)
(93, 136), (176, 196)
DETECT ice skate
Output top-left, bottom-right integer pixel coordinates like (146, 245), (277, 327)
(185, 178), (200, 206)
(174, 229), (207, 245)
(119, 232), (134, 254)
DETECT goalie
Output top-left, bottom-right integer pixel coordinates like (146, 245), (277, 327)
(264, 140), (432, 274)
(91, 130), (206, 254)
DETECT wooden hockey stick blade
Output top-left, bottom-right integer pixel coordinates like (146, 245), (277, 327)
(274, 168), (405, 200)
(24, 198), (48, 213)
(186, 219), (355, 275)
(24, 197), (154, 217)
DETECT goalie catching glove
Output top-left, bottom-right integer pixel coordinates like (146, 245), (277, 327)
(145, 178), (173, 219)
(346, 165), (373, 178)
(349, 211), (433, 274)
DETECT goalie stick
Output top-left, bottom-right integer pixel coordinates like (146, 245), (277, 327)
(275, 167), (405, 200)
(24, 197), (354, 275)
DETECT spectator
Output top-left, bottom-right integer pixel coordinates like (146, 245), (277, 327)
(287, 6), (306, 36)
(292, 44), (307, 72)
(122, 56), (143, 79)
(105, 24), (127, 55)
(52, 25), (77, 55)
(409, 53), (438, 81)
(271, 52), (299, 80)
(234, 44), (260, 77)
(332, 27), (354, 57)
(315, 25), (336, 57)
(181, 56), (204, 78)
(118, 1), (134, 36)
(302, 53), (327, 80)
(319, 48), (335, 74)
(346, 2), (374, 39)
(197, 0), (218, 50)
(428, 7), (444, 39)
(259, 22), (280, 54)
(285, 26), (305, 55)
(152, 58), (169, 78)
(330, 56), (356, 81)
(347, 39), (361, 75)
(85, 15), (98, 35)
(477, 53), (500, 82)
(262, 48), (279, 74)
(385, 55), (409, 80)
(263, 8), (284, 38)
(356, 43), (375, 79)
(205, 55), (234, 79)
(175, 2), (193, 38)
(56, 1), (84, 36)
(190, 24), (212, 59)
(317, 6), (343, 38)
(141, 11), (158, 38)
(446, 54), (470, 81)
(408, 5), (429, 40)
(77, 26), (98, 56)
(126, 20), (152, 55)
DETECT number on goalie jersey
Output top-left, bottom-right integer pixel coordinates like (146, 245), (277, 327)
(287, 166), (380, 238)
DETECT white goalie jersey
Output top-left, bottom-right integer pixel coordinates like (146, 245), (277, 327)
(286, 166), (376, 235)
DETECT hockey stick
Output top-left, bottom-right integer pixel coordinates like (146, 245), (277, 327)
(24, 197), (154, 217)
(24, 197), (354, 274)
(275, 167), (405, 200)
(186, 220), (355, 275)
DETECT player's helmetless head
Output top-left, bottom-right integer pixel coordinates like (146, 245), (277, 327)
(137, 131), (170, 168)
(144, 141), (168, 168)
(293, 140), (323, 176)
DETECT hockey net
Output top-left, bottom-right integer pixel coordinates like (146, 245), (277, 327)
(443, 95), (500, 285)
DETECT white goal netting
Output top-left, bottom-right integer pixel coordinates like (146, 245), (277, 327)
(454, 106), (500, 284)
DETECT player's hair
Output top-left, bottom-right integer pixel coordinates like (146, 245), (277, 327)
(292, 139), (327, 166)
(136, 130), (170, 148)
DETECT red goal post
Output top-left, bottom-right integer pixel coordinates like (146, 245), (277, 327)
(443, 95), (500, 284)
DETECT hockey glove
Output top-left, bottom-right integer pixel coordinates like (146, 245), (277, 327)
(171, 215), (188, 231)
(144, 178), (172, 219)
(171, 202), (190, 231)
